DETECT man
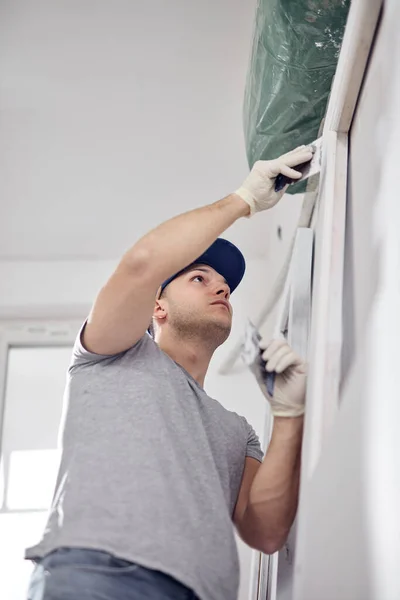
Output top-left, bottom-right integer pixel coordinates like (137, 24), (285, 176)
(26, 146), (311, 600)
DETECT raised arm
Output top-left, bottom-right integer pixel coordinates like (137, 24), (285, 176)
(83, 147), (313, 355)
(83, 195), (248, 355)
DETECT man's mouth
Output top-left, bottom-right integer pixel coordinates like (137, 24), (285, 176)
(210, 300), (230, 312)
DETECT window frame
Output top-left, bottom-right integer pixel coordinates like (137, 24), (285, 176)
(0, 319), (81, 515)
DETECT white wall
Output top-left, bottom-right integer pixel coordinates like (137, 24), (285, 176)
(0, 0), (262, 262)
(0, 259), (116, 319)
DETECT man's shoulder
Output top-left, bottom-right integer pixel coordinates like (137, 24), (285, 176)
(70, 326), (158, 372)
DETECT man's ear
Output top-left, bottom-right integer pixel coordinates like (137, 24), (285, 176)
(153, 298), (167, 322)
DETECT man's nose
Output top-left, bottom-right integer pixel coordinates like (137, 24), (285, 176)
(215, 283), (230, 300)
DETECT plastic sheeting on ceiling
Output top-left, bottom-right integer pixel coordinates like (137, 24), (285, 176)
(244, 0), (350, 194)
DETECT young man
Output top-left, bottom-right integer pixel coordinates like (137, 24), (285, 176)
(26, 147), (311, 600)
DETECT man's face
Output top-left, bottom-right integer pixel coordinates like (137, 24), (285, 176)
(155, 264), (233, 345)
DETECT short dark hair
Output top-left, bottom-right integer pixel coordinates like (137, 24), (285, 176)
(148, 321), (155, 338)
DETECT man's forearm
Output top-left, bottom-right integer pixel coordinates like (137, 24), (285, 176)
(123, 194), (249, 284)
(243, 417), (304, 554)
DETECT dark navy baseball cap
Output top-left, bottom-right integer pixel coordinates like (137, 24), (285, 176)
(160, 238), (246, 295)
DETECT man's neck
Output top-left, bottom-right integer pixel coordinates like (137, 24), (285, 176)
(156, 330), (215, 388)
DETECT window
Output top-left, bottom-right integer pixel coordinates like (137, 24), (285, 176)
(0, 344), (73, 600)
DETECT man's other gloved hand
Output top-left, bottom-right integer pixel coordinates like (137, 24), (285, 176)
(259, 339), (307, 418)
(235, 146), (313, 216)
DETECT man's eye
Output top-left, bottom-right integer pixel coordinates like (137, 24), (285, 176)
(192, 275), (204, 283)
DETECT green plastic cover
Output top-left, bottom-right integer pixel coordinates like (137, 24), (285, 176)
(244, 0), (350, 193)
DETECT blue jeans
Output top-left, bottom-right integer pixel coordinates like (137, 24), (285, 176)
(27, 548), (198, 600)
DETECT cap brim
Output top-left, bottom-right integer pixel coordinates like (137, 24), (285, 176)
(161, 238), (245, 294)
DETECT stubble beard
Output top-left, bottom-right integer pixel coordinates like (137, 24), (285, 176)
(170, 308), (231, 349)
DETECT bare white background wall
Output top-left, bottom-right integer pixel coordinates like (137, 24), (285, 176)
(0, 0), (275, 263)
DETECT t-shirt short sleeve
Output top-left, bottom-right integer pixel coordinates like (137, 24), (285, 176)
(245, 422), (264, 463)
(69, 320), (147, 371)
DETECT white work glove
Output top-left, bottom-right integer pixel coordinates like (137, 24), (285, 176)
(259, 338), (307, 418)
(235, 145), (313, 216)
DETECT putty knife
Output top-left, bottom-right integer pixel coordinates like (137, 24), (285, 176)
(274, 137), (323, 192)
(241, 320), (275, 397)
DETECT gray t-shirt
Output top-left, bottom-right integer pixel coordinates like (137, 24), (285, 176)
(26, 326), (264, 600)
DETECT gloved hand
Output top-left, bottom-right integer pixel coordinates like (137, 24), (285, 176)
(259, 338), (307, 418)
(235, 146), (314, 216)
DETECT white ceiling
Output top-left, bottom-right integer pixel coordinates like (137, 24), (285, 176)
(0, 0), (276, 262)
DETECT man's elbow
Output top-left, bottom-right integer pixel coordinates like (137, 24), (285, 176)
(239, 525), (288, 555)
(253, 533), (287, 555)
